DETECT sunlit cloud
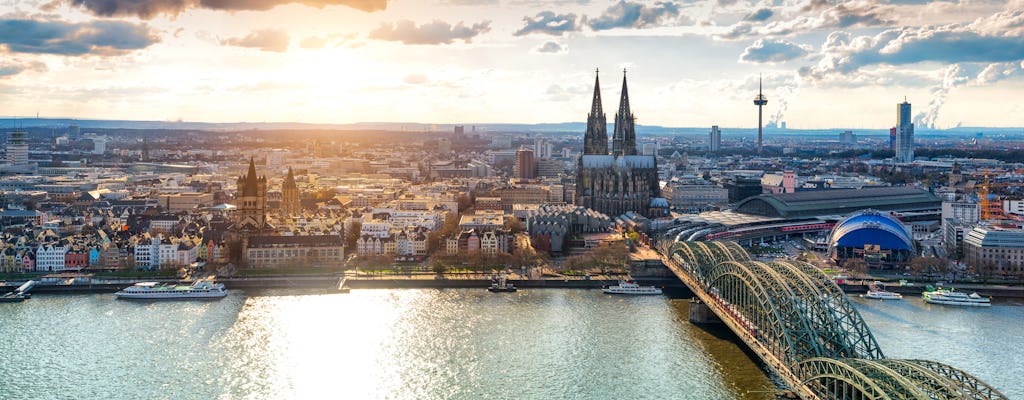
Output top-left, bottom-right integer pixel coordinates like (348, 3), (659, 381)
(369, 19), (491, 45)
(221, 29), (290, 52)
(0, 0), (1021, 128)
(49, 0), (386, 19)
(0, 18), (159, 56)
(533, 41), (566, 54)
(585, 1), (689, 30)
(0, 59), (47, 78)
(740, 38), (812, 64)
(513, 11), (579, 36)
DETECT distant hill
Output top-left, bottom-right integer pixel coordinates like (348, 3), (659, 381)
(1, 118), (1021, 137)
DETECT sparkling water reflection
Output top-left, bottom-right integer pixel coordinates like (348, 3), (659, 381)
(0, 289), (1019, 399)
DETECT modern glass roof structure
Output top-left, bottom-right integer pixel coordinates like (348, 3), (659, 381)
(734, 187), (941, 218)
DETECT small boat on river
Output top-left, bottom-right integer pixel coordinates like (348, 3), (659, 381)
(603, 280), (662, 295)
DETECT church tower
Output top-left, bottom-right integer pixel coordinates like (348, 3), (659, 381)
(583, 69), (608, 155)
(576, 69), (662, 218)
(612, 70), (637, 156)
(235, 157), (267, 231)
(280, 167), (301, 215)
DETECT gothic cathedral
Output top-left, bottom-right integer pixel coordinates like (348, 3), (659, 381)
(575, 70), (665, 218)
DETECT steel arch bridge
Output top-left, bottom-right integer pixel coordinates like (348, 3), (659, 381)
(662, 240), (1008, 400)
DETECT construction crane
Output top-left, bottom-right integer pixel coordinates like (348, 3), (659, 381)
(979, 167), (1018, 220)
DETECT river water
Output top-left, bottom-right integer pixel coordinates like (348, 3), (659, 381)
(0, 289), (1020, 400)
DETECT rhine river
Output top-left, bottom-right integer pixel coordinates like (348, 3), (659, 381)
(0, 289), (1021, 400)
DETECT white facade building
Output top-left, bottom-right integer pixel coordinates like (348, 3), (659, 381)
(35, 245), (68, 272)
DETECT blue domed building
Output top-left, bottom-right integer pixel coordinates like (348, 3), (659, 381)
(828, 210), (914, 264)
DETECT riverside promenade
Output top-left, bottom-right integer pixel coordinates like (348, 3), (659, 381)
(2, 270), (1020, 297)
(0, 271), (687, 293)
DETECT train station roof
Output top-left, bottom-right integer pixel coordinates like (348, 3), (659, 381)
(733, 187), (940, 219)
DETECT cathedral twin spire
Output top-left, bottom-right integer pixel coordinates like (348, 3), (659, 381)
(584, 69), (608, 155)
(584, 68), (636, 156)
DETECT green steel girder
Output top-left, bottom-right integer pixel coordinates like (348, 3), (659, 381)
(765, 260), (851, 357)
(842, 359), (932, 400)
(783, 260), (885, 359)
(661, 240), (1005, 400)
(796, 358), (1009, 400)
(769, 260), (884, 360)
(796, 357), (895, 400)
(671, 243), (702, 281)
(900, 360), (1009, 400)
(744, 260), (829, 362)
(707, 260), (802, 366)
(874, 359), (968, 400)
(721, 241), (752, 262)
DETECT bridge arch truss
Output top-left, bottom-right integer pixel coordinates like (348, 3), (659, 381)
(664, 240), (1007, 400)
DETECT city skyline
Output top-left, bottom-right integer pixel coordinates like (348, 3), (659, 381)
(1, 0), (1023, 129)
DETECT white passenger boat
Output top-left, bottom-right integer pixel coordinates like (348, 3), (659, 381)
(922, 288), (990, 307)
(860, 290), (903, 300)
(859, 282), (903, 300)
(603, 280), (662, 295)
(115, 279), (228, 300)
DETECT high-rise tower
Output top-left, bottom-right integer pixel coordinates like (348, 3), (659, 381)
(753, 75), (768, 155)
(612, 70), (637, 156)
(515, 147), (535, 179)
(708, 125), (721, 153)
(5, 130), (28, 165)
(583, 69), (608, 155)
(895, 99), (914, 163)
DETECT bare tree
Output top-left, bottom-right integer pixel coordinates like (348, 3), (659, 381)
(844, 258), (869, 275)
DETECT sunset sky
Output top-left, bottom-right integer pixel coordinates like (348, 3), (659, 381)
(1, 0), (1022, 129)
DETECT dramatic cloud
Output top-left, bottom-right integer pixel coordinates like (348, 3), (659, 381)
(800, 11), (1024, 83)
(0, 60), (47, 78)
(514, 11), (578, 36)
(586, 1), (685, 30)
(369, 19), (491, 45)
(0, 19), (159, 56)
(977, 61), (1024, 84)
(533, 41), (566, 54)
(795, 7), (1024, 128)
(744, 8), (773, 22)
(739, 39), (811, 64)
(716, 0), (894, 40)
(221, 29), (290, 52)
(56, 0), (385, 19)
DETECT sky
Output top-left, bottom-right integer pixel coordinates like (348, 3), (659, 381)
(0, 0), (1023, 129)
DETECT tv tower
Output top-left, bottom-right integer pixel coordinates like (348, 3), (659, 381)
(753, 75), (767, 155)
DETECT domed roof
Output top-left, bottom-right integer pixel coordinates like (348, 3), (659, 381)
(828, 210), (913, 251)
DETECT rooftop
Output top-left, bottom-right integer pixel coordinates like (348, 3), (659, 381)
(734, 187), (940, 218)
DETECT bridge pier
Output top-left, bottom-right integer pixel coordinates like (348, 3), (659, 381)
(688, 298), (721, 324)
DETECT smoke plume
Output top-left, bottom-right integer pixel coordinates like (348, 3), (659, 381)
(768, 84), (799, 128)
(914, 64), (969, 129)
